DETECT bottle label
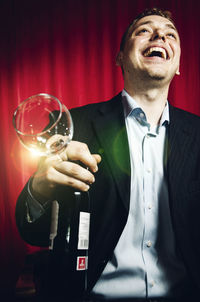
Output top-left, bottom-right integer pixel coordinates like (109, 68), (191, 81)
(77, 211), (90, 250)
(76, 256), (88, 271)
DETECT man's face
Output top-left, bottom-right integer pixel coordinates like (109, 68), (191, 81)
(117, 15), (181, 84)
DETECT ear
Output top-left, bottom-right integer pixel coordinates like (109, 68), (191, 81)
(176, 66), (180, 75)
(116, 51), (123, 66)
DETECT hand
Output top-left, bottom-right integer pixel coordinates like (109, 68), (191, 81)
(31, 141), (101, 200)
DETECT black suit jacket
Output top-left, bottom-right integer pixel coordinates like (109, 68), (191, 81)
(15, 93), (200, 299)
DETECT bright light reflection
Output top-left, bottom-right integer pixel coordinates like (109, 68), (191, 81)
(29, 147), (43, 157)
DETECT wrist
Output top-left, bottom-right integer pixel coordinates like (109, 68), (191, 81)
(31, 176), (55, 205)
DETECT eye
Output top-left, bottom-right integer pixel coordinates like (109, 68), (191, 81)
(167, 32), (176, 39)
(136, 28), (149, 35)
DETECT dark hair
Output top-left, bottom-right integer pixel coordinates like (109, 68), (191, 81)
(120, 8), (175, 51)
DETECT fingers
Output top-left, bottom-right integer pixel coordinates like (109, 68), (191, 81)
(60, 141), (101, 173)
(42, 141), (102, 192)
(92, 154), (101, 164)
(46, 165), (91, 192)
(54, 160), (95, 185)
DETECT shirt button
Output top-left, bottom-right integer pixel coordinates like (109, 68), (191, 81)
(147, 169), (151, 173)
(147, 240), (152, 247)
(140, 112), (144, 118)
(148, 204), (152, 209)
(150, 280), (155, 287)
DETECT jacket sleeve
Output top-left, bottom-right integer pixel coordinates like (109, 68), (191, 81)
(15, 181), (52, 247)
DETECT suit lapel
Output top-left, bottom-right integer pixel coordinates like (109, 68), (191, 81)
(92, 94), (131, 211)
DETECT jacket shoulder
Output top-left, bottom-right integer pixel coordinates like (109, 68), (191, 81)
(170, 105), (200, 126)
(69, 93), (122, 116)
(69, 93), (123, 141)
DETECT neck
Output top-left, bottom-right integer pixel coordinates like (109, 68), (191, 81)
(124, 83), (169, 126)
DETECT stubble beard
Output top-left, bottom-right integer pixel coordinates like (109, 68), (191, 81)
(125, 60), (171, 89)
(140, 66), (171, 88)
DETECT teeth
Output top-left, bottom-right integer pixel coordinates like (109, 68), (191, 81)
(144, 47), (167, 59)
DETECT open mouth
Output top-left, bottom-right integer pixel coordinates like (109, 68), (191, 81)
(143, 47), (169, 60)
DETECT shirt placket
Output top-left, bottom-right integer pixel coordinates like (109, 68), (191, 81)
(142, 131), (158, 296)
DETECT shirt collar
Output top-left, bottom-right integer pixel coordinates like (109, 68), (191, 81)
(122, 89), (170, 127)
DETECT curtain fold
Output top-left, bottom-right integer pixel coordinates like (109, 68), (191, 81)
(0, 0), (199, 292)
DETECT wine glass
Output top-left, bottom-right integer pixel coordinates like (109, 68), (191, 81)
(13, 93), (74, 250)
(13, 93), (73, 157)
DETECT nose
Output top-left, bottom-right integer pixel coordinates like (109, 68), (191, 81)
(150, 29), (166, 42)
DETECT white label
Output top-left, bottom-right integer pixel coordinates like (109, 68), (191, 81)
(77, 212), (90, 250)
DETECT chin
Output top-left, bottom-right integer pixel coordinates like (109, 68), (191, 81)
(143, 71), (165, 81)
(151, 75), (166, 81)
(145, 69), (169, 81)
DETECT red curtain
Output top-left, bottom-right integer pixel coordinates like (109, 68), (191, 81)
(0, 0), (200, 292)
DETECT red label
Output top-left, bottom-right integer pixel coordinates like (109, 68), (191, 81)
(76, 256), (88, 271)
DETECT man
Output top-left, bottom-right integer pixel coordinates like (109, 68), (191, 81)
(16, 8), (200, 302)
